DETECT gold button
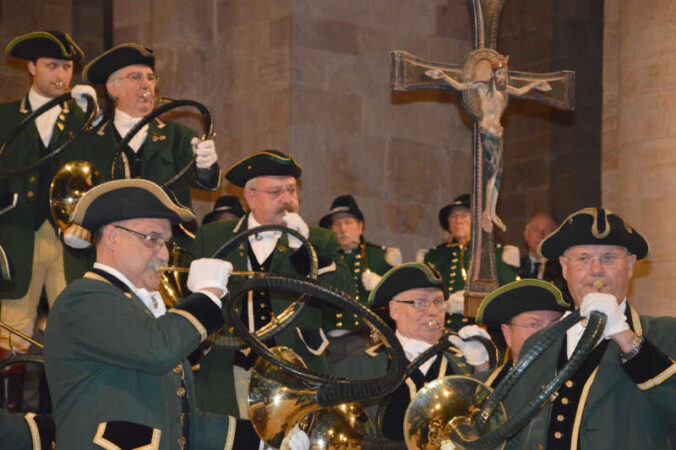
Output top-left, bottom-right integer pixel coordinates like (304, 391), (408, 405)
(557, 414), (565, 422)
(259, 291), (266, 296)
(29, 176), (36, 183)
(336, 322), (343, 327)
(561, 397), (569, 405)
(538, 445), (544, 450)
(27, 191), (34, 199)
(173, 365), (183, 374)
(554, 432), (563, 439)
(260, 315), (267, 321)
(336, 313), (343, 318)
(177, 436), (186, 446)
(565, 380), (574, 388)
(353, 269), (360, 273)
(462, 318), (469, 322)
(354, 321), (360, 326)
(177, 387), (186, 397)
(180, 413), (185, 424)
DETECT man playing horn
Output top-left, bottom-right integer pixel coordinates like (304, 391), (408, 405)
(190, 150), (353, 418)
(0, 30), (98, 408)
(69, 43), (220, 218)
(335, 263), (492, 443)
(43, 178), (310, 449)
(504, 207), (676, 449)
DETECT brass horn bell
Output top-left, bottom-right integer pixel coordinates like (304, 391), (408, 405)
(49, 160), (100, 232)
(403, 375), (506, 450)
(249, 346), (377, 449)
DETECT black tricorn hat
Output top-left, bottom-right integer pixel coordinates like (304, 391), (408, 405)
(538, 207), (649, 260)
(438, 193), (471, 230)
(225, 150), (302, 188)
(202, 195), (246, 225)
(63, 179), (195, 249)
(319, 194), (364, 229)
(369, 263), (447, 307)
(82, 43), (155, 85)
(5, 31), (84, 62)
(476, 279), (570, 328)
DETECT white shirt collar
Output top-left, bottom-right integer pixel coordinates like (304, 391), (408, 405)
(396, 330), (436, 375)
(114, 107), (148, 152)
(247, 214), (281, 264)
(28, 87), (62, 147)
(93, 262), (166, 318)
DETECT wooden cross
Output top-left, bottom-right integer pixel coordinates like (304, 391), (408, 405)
(391, 0), (575, 315)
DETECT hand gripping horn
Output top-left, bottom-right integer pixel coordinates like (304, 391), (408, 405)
(0, 93), (97, 178)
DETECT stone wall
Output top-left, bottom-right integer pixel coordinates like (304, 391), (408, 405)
(603, 0), (676, 316)
(0, 1), (606, 269)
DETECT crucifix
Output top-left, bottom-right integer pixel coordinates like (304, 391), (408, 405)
(391, 0), (575, 315)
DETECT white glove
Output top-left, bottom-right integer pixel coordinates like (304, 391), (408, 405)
(282, 212), (309, 249)
(280, 425), (310, 450)
(186, 258), (232, 297)
(449, 325), (491, 366)
(580, 292), (629, 339)
(385, 247), (403, 266)
(361, 269), (382, 291)
(501, 244), (520, 268)
(190, 137), (218, 169)
(415, 248), (428, 263)
(446, 290), (465, 315)
(70, 84), (98, 114)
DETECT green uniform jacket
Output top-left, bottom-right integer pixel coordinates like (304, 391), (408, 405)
(68, 117), (220, 210)
(334, 342), (472, 440)
(323, 241), (396, 332)
(190, 214), (354, 416)
(503, 306), (676, 450)
(0, 410), (54, 450)
(424, 242), (518, 330)
(0, 95), (90, 298)
(44, 270), (258, 449)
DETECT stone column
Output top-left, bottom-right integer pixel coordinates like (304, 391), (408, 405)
(603, 0), (676, 316)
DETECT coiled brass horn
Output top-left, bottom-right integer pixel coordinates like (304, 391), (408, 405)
(402, 310), (608, 449)
(49, 160), (101, 232)
(249, 346), (378, 449)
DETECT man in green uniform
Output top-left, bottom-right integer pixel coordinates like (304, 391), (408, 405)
(475, 279), (568, 388)
(422, 193), (519, 330)
(190, 150), (353, 418)
(66, 43), (220, 217)
(43, 178), (286, 449)
(318, 194), (402, 364)
(0, 31), (98, 407)
(334, 263), (491, 443)
(503, 207), (676, 449)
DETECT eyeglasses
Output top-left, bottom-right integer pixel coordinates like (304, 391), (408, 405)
(394, 298), (446, 311)
(123, 72), (160, 84)
(566, 252), (626, 268)
(506, 321), (556, 332)
(249, 186), (298, 199)
(114, 225), (169, 250)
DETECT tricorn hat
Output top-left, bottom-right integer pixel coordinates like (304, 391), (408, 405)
(202, 195), (246, 225)
(6, 31), (84, 62)
(369, 263), (446, 307)
(538, 207), (649, 260)
(319, 194), (364, 229)
(225, 150), (302, 188)
(476, 279), (570, 328)
(82, 43), (155, 85)
(438, 193), (471, 230)
(63, 179), (195, 249)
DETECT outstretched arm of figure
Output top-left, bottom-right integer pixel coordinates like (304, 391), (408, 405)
(507, 79), (552, 96)
(425, 69), (469, 91)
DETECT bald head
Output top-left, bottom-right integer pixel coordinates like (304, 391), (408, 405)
(524, 214), (557, 258)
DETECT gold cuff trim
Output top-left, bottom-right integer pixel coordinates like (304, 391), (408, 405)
(23, 413), (41, 450)
(318, 262), (337, 276)
(224, 415), (236, 450)
(365, 343), (383, 357)
(637, 360), (676, 391)
(93, 422), (161, 450)
(571, 366), (599, 450)
(168, 309), (207, 341)
(295, 327), (330, 356)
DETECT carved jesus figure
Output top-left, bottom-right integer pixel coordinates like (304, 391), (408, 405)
(426, 56), (552, 232)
